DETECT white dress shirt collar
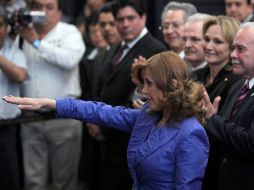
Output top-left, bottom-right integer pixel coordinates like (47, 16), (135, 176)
(248, 77), (254, 89)
(121, 27), (148, 49)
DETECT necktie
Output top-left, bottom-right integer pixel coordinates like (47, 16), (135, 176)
(112, 44), (128, 67)
(230, 81), (250, 117)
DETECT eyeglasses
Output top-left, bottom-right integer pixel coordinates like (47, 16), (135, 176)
(159, 22), (184, 31)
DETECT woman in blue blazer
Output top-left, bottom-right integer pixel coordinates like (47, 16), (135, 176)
(3, 52), (209, 190)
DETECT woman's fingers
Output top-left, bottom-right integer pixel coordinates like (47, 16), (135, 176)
(2, 95), (23, 104)
(132, 99), (145, 109)
(2, 96), (42, 110)
(202, 91), (221, 119)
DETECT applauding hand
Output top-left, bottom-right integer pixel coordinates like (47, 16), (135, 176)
(202, 91), (221, 120)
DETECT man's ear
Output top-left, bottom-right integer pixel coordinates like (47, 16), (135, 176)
(141, 14), (147, 26)
(142, 14), (147, 21)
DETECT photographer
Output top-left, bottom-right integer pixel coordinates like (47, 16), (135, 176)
(13, 0), (85, 189)
(0, 5), (27, 190)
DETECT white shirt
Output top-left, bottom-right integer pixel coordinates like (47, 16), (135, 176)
(179, 50), (185, 59)
(242, 14), (254, 23)
(0, 37), (27, 119)
(248, 77), (254, 89)
(16, 22), (85, 99)
(191, 61), (207, 72)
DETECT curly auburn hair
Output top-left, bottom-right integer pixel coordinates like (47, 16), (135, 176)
(132, 51), (205, 124)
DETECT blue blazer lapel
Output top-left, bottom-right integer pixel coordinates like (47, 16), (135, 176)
(132, 123), (179, 168)
(127, 108), (158, 183)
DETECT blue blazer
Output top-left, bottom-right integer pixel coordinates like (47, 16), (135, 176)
(57, 98), (209, 190)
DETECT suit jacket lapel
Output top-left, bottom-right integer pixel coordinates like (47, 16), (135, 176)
(101, 44), (120, 84)
(111, 49), (135, 76)
(222, 79), (245, 118)
(132, 123), (179, 168)
(106, 34), (149, 83)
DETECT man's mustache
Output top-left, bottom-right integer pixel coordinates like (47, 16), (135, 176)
(232, 60), (241, 65)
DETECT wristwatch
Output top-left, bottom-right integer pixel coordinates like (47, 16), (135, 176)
(32, 39), (41, 49)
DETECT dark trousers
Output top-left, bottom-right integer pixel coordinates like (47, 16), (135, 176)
(0, 124), (20, 190)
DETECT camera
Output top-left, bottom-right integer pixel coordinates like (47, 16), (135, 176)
(16, 8), (46, 27)
(8, 8), (46, 27)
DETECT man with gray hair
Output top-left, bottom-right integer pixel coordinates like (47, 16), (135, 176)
(160, 1), (197, 58)
(183, 13), (215, 71)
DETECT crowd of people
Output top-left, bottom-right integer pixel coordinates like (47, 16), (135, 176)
(1, 0), (254, 190)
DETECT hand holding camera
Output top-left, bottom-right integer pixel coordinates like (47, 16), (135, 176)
(15, 8), (46, 27)
(10, 8), (45, 43)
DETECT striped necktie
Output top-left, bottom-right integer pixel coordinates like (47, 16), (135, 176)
(230, 81), (249, 118)
(112, 44), (128, 67)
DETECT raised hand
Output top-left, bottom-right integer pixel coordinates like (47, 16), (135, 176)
(131, 56), (146, 91)
(2, 95), (56, 111)
(132, 99), (145, 109)
(202, 91), (221, 120)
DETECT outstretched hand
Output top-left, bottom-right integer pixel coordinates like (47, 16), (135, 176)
(203, 91), (221, 119)
(2, 95), (56, 111)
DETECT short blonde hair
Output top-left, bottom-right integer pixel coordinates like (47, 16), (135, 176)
(203, 15), (240, 47)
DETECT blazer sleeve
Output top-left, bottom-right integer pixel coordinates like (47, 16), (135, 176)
(206, 114), (254, 158)
(56, 98), (139, 133)
(175, 127), (209, 190)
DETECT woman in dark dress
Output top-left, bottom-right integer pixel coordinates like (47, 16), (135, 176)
(193, 16), (242, 190)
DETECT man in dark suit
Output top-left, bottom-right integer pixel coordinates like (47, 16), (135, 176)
(225, 0), (254, 23)
(204, 22), (254, 190)
(79, 4), (122, 190)
(97, 0), (166, 189)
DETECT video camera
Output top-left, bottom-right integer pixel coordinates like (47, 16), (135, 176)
(9, 8), (46, 27)
(17, 8), (46, 26)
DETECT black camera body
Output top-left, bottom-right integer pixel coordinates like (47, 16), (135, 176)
(17, 8), (46, 27)
(8, 8), (46, 27)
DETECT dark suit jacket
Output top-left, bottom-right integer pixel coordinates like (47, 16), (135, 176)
(193, 62), (241, 110)
(79, 48), (108, 100)
(206, 78), (254, 190)
(193, 62), (242, 190)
